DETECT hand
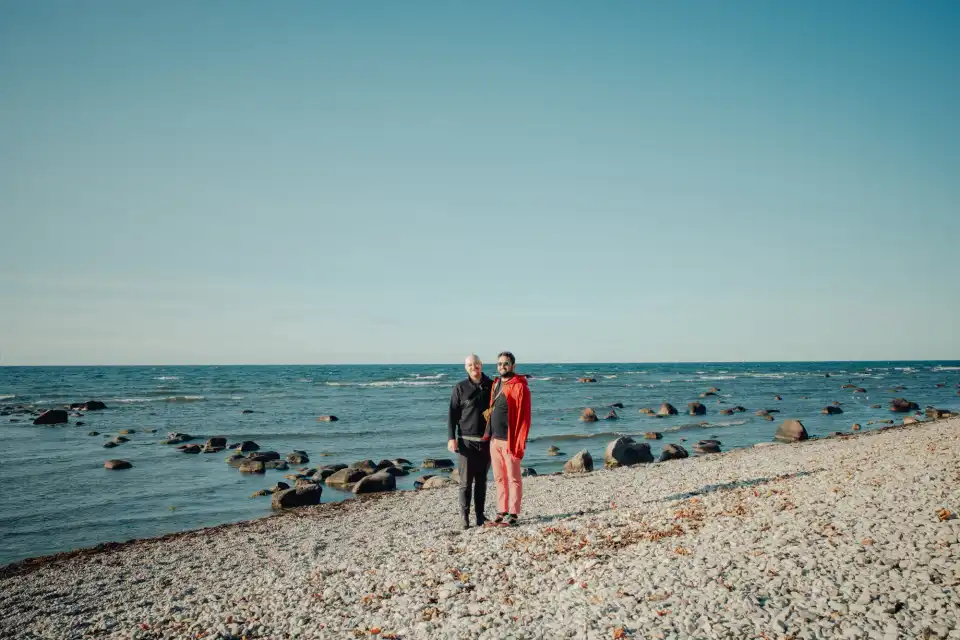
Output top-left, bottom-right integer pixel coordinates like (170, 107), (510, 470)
(447, 439), (458, 454)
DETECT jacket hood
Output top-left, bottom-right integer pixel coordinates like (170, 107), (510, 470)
(500, 374), (529, 387)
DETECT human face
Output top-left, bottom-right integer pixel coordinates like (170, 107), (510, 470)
(465, 357), (482, 381)
(497, 357), (515, 377)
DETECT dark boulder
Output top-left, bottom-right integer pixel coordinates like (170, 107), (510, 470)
(349, 459), (379, 474)
(521, 467), (538, 477)
(102, 441), (118, 448)
(241, 409), (255, 414)
(104, 459), (132, 470)
(272, 484), (322, 509)
(265, 460), (289, 470)
(316, 415), (339, 422)
(658, 443), (689, 462)
(392, 458), (412, 467)
(286, 450), (310, 464)
(580, 408), (599, 422)
(325, 467), (368, 487)
(236, 441), (260, 452)
(178, 444), (201, 454)
(377, 465), (408, 477)
(163, 432), (194, 445)
(644, 432), (662, 440)
(204, 437), (227, 451)
(694, 440), (721, 454)
(821, 406), (843, 415)
(603, 410), (619, 421)
(83, 400), (107, 411)
(225, 454), (247, 468)
(353, 471), (397, 494)
(247, 451), (280, 462)
(657, 403), (678, 416)
(890, 398), (919, 413)
(87, 431), (100, 436)
(609, 402), (624, 409)
(33, 410), (68, 425)
(563, 450), (593, 473)
(604, 437), (653, 467)
(239, 460), (266, 473)
(687, 402), (706, 416)
(422, 458), (454, 469)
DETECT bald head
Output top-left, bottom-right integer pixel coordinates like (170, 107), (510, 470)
(464, 354), (482, 381)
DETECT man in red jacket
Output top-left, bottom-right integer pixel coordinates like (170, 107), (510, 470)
(485, 351), (531, 527)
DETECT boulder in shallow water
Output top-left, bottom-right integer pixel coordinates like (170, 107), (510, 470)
(378, 465), (409, 477)
(609, 402), (624, 409)
(546, 446), (562, 456)
(604, 437), (653, 468)
(204, 437), (227, 451)
(247, 451), (280, 462)
(890, 398), (919, 413)
(353, 471), (397, 493)
(903, 416), (919, 425)
(658, 443), (689, 462)
(241, 409), (255, 414)
(349, 459), (378, 474)
(118, 429), (135, 435)
(638, 408), (655, 415)
(851, 424), (862, 431)
(688, 402), (706, 416)
(104, 459), (132, 470)
(657, 403), (678, 416)
(83, 400), (107, 411)
(644, 432), (662, 440)
(563, 450), (593, 474)
(821, 406), (843, 415)
(580, 408), (598, 422)
(178, 444), (201, 454)
(265, 460), (289, 470)
(774, 419), (808, 443)
(33, 410), (68, 425)
(694, 440), (721, 454)
(926, 407), (953, 419)
(236, 440), (260, 452)
(421, 458), (454, 469)
(392, 458), (412, 467)
(239, 460), (266, 474)
(102, 441), (118, 448)
(316, 415), (339, 422)
(414, 474), (436, 490)
(225, 454), (247, 468)
(578, 378), (597, 383)
(286, 450), (310, 464)
(521, 467), (538, 477)
(419, 475), (453, 490)
(604, 410), (619, 420)
(325, 467), (368, 487)
(87, 431), (100, 436)
(272, 484), (322, 509)
(163, 432), (194, 445)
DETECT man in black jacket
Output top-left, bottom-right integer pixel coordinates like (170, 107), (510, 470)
(448, 353), (493, 529)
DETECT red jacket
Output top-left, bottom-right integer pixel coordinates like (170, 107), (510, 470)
(487, 374), (531, 459)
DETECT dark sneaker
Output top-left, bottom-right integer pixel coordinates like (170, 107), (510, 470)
(504, 514), (518, 527)
(476, 513), (486, 527)
(460, 513), (470, 530)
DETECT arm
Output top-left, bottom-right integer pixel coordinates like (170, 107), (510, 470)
(447, 385), (461, 443)
(517, 384), (531, 445)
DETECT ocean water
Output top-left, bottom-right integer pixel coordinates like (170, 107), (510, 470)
(0, 361), (957, 567)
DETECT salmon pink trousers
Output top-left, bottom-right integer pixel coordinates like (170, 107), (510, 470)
(490, 438), (522, 515)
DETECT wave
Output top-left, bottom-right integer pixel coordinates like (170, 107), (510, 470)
(410, 373), (447, 380)
(114, 395), (205, 403)
(0, 394), (15, 401)
(699, 375), (738, 380)
(933, 366), (960, 371)
(528, 431), (629, 442)
(661, 420), (746, 433)
(660, 379), (696, 383)
(602, 375), (617, 379)
(155, 376), (180, 381)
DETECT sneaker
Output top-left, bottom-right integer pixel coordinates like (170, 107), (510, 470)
(504, 514), (518, 527)
(484, 512), (507, 527)
(476, 514), (486, 528)
(460, 513), (470, 530)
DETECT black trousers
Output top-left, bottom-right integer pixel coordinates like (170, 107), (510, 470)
(457, 438), (490, 518)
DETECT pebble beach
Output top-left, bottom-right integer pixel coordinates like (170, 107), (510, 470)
(2, 415), (958, 640)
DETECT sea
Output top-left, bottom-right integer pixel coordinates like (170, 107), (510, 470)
(1, 361), (958, 567)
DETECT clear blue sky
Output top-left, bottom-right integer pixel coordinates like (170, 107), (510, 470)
(2, 1), (958, 365)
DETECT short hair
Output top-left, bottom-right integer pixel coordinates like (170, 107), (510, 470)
(497, 351), (515, 365)
(464, 353), (481, 365)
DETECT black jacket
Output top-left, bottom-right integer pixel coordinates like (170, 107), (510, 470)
(447, 374), (493, 440)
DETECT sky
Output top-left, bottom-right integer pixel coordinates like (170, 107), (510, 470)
(1, 1), (958, 365)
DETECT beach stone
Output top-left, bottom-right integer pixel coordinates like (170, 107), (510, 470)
(316, 415), (339, 422)
(241, 409), (255, 414)
(225, 454), (247, 468)
(890, 398), (919, 413)
(822, 406), (844, 415)
(644, 432), (663, 439)
(547, 446), (562, 456)
(118, 429), (135, 435)
(903, 417), (919, 425)
(688, 402), (707, 416)
(658, 443), (689, 462)
(295, 477), (319, 489)
(286, 450), (310, 464)
(392, 458), (412, 467)
(33, 410), (68, 425)
(87, 431), (100, 436)
(775, 395), (783, 401)
(609, 402), (624, 408)
(247, 451), (280, 462)
(203, 437), (227, 451)
(353, 471), (397, 493)
(250, 489), (271, 498)
(578, 378), (597, 383)
(521, 467), (538, 477)
(349, 459), (378, 474)
(855, 388), (867, 393)
(264, 460), (289, 470)
(236, 441), (260, 452)
(414, 475), (436, 490)
(375, 459), (396, 470)
(325, 467), (367, 487)
(564, 450), (593, 473)
(775, 420), (809, 443)
(103, 459), (132, 470)
(272, 484), (322, 509)
(852, 424), (862, 431)
(321, 463), (348, 473)
(639, 408), (655, 415)
(604, 437), (653, 467)
(102, 441), (118, 448)
(580, 408), (598, 422)
(657, 403), (678, 416)
(272, 482), (290, 492)
(178, 444), (201, 454)
(694, 440), (721, 454)
(239, 460), (266, 474)
(926, 407), (953, 419)
(604, 410), (619, 420)
(164, 432), (194, 444)
(422, 458), (454, 469)
(114, 436), (131, 443)
(82, 400), (107, 411)
(420, 475), (453, 490)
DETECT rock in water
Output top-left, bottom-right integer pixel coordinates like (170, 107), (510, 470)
(687, 402), (706, 416)
(419, 475), (453, 490)
(349, 459), (378, 474)
(603, 410), (619, 420)
(316, 415), (339, 422)
(247, 451), (280, 462)
(580, 408), (598, 422)
(774, 419), (809, 443)
(325, 468), (368, 487)
(353, 471), (397, 493)
(563, 450), (593, 473)
(421, 458), (454, 469)
(890, 398), (919, 412)
(604, 437), (653, 468)
(644, 432), (662, 440)
(658, 443), (689, 462)
(33, 410), (68, 425)
(271, 484), (322, 509)
(521, 467), (538, 477)
(235, 441), (260, 452)
(821, 406), (843, 415)
(83, 400), (107, 411)
(238, 461), (266, 474)
(577, 378), (597, 383)
(104, 459), (132, 470)
(694, 440), (722, 454)
(657, 403), (678, 416)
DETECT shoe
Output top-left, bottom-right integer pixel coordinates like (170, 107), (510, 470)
(504, 514), (518, 527)
(476, 514), (486, 528)
(484, 512), (507, 527)
(460, 513), (470, 530)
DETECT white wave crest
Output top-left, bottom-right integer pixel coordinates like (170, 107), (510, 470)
(0, 394), (15, 401)
(411, 373), (447, 380)
(114, 398), (153, 404)
(699, 375), (738, 380)
(155, 376), (180, 381)
(362, 380), (442, 388)
(933, 366), (960, 371)
(603, 375), (617, 379)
